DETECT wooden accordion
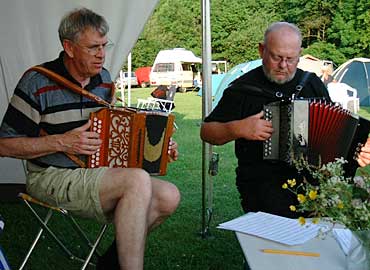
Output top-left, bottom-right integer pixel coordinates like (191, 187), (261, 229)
(88, 107), (175, 175)
(263, 99), (370, 175)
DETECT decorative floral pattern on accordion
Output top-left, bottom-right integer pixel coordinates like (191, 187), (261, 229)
(108, 113), (131, 167)
(90, 113), (133, 168)
(87, 107), (174, 175)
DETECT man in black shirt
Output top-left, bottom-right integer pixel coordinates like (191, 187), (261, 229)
(201, 22), (370, 217)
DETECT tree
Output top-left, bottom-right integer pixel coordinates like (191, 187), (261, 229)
(328, 0), (370, 58)
(303, 41), (347, 66)
(124, 0), (368, 72)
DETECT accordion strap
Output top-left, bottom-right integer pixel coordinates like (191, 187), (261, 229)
(28, 66), (112, 107)
(292, 71), (312, 99)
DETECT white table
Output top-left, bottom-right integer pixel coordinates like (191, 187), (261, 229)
(236, 230), (346, 270)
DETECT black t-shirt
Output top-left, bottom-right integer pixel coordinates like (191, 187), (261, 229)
(204, 66), (330, 179)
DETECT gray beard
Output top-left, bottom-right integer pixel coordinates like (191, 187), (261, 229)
(262, 65), (296, 85)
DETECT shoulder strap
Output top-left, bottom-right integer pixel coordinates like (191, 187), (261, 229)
(29, 66), (112, 107)
(292, 71), (312, 99)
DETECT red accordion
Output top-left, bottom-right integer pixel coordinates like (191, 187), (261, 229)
(88, 107), (175, 175)
(263, 99), (370, 175)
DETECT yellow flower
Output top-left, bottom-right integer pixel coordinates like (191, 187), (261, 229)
(287, 178), (296, 187)
(282, 183), (288, 189)
(308, 190), (317, 200)
(338, 201), (344, 209)
(297, 194), (306, 203)
(312, 218), (319, 224)
(289, 205), (296, 211)
(298, 217), (306, 225)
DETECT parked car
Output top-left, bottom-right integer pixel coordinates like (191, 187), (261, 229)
(135, 66), (151, 88)
(118, 71), (139, 87)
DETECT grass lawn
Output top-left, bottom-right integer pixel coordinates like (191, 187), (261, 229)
(1, 88), (369, 269)
(0, 88), (245, 269)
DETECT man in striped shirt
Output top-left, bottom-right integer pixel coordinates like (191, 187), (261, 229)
(0, 8), (180, 270)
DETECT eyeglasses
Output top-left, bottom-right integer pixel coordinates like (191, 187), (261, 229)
(73, 39), (114, 56)
(267, 51), (299, 66)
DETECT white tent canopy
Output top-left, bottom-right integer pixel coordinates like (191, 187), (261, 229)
(0, 0), (159, 188)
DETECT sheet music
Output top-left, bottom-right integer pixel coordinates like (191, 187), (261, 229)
(218, 212), (323, 246)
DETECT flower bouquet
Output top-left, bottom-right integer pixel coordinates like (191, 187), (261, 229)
(282, 157), (370, 230)
(282, 157), (370, 269)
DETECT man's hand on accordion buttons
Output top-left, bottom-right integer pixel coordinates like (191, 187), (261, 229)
(239, 111), (273, 141)
(358, 138), (370, 167)
(59, 120), (102, 155)
(168, 138), (178, 162)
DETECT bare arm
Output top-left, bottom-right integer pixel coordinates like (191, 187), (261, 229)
(0, 121), (101, 159)
(200, 111), (273, 145)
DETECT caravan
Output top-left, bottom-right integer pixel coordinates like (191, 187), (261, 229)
(150, 48), (201, 92)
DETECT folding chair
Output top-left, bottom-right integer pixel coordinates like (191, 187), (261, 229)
(17, 192), (108, 270)
(137, 98), (159, 110)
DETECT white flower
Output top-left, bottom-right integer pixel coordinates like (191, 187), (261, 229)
(354, 176), (366, 188)
(351, 199), (363, 208)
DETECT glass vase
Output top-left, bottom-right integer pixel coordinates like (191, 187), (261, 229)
(346, 230), (370, 270)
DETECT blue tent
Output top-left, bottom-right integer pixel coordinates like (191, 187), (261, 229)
(197, 73), (226, 97)
(332, 58), (370, 106)
(212, 59), (262, 108)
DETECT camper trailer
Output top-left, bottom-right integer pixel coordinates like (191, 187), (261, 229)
(150, 48), (201, 92)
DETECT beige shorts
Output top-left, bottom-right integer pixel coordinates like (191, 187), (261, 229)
(26, 163), (109, 224)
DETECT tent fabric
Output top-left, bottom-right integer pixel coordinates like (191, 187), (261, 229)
(332, 58), (370, 106)
(0, 0), (159, 185)
(212, 59), (262, 108)
(197, 73), (226, 97)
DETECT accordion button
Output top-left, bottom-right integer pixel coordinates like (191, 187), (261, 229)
(93, 122), (97, 126)
(96, 152), (100, 157)
(97, 129), (101, 133)
(96, 157), (100, 161)
(98, 120), (102, 124)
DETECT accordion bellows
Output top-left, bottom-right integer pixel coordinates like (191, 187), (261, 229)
(88, 107), (174, 175)
(263, 99), (370, 175)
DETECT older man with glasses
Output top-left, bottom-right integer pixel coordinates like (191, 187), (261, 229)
(0, 7), (180, 270)
(200, 21), (370, 218)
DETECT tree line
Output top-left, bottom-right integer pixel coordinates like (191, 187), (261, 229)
(125, 0), (369, 71)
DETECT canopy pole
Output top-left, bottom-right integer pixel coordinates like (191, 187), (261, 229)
(127, 52), (132, 107)
(200, 0), (213, 239)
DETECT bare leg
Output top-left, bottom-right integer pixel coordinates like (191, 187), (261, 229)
(99, 167), (180, 270)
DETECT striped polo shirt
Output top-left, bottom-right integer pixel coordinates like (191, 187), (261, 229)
(0, 52), (114, 168)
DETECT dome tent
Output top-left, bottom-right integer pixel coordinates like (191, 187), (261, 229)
(332, 58), (370, 106)
(212, 59), (262, 108)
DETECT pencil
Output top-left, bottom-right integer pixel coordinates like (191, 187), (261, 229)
(261, 249), (320, 257)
